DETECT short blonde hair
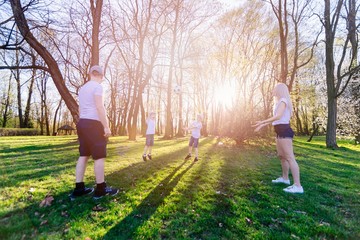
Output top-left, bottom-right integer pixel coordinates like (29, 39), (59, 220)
(273, 83), (293, 115)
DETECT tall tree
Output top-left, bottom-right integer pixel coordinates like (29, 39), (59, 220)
(163, 0), (181, 139)
(266, 0), (318, 90)
(9, 0), (105, 123)
(9, 0), (79, 122)
(111, 0), (165, 140)
(322, 0), (360, 148)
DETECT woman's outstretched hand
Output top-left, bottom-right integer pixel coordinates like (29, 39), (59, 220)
(252, 121), (265, 132)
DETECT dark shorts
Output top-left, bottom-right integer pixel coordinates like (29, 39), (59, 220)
(189, 136), (199, 148)
(145, 134), (154, 146)
(77, 119), (107, 160)
(274, 124), (294, 139)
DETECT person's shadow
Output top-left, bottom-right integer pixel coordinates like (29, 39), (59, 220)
(104, 160), (195, 239)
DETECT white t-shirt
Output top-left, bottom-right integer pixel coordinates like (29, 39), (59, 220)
(272, 97), (291, 125)
(146, 118), (156, 135)
(79, 80), (103, 121)
(190, 121), (202, 138)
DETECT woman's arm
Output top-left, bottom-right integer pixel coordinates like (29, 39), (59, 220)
(253, 102), (286, 132)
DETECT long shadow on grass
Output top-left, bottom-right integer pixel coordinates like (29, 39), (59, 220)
(103, 161), (195, 239)
(141, 139), (223, 239)
(166, 139), (360, 239)
(0, 142), (79, 188)
(293, 140), (360, 162)
(0, 137), (213, 239)
(231, 139), (360, 239)
(175, 144), (264, 239)
(104, 137), (213, 191)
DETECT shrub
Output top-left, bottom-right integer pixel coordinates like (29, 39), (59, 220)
(0, 128), (39, 136)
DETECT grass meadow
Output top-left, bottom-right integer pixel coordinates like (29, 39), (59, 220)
(0, 135), (359, 239)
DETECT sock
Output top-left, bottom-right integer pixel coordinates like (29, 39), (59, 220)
(75, 182), (85, 190)
(96, 182), (106, 191)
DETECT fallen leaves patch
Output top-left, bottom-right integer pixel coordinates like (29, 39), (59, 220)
(39, 195), (54, 207)
(92, 205), (107, 212)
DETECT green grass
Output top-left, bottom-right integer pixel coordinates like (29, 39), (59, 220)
(0, 135), (359, 239)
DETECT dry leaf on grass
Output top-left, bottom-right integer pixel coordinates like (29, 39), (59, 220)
(92, 205), (107, 212)
(39, 195), (54, 207)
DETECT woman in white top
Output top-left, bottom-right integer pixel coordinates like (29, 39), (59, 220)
(253, 83), (303, 193)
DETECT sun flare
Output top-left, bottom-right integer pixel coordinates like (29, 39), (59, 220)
(214, 82), (237, 107)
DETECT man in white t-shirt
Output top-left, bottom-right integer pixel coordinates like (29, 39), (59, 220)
(70, 65), (119, 200)
(142, 112), (156, 161)
(184, 114), (203, 162)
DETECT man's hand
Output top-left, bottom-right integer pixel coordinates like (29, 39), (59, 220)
(104, 127), (111, 137)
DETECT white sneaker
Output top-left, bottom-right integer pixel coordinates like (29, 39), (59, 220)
(283, 184), (304, 194)
(271, 177), (290, 185)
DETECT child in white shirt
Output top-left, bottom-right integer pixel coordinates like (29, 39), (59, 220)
(184, 114), (203, 162)
(142, 112), (156, 161)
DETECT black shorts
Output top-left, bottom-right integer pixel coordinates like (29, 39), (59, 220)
(274, 124), (294, 139)
(77, 119), (107, 160)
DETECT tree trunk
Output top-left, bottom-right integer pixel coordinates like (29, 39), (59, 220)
(52, 100), (62, 135)
(326, 95), (338, 148)
(202, 114), (208, 137)
(176, 95), (184, 137)
(272, 0), (289, 84)
(14, 46), (23, 128)
(90, 0), (103, 66)
(23, 59), (36, 128)
(127, 83), (145, 140)
(129, 91), (143, 140)
(164, 1), (180, 139)
(2, 75), (12, 128)
(324, 0), (340, 148)
(140, 93), (146, 136)
(43, 85), (50, 136)
(294, 85), (303, 134)
(307, 124), (319, 142)
(10, 0), (79, 122)
(157, 85), (162, 135)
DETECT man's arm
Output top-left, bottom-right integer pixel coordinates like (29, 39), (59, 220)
(95, 95), (111, 137)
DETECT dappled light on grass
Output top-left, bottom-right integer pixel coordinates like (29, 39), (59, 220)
(0, 136), (359, 239)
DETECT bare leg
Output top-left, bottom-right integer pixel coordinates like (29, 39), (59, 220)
(195, 148), (198, 157)
(143, 145), (148, 155)
(188, 146), (193, 155)
(148, 146), (152, 155)
(276, 139), (290, 180)
(277, 138), (301, 186)
(94, 158), (105, 184)
(75, 156), (89, 182)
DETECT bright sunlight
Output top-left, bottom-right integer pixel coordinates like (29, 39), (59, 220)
(214, 81), (237, 107)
